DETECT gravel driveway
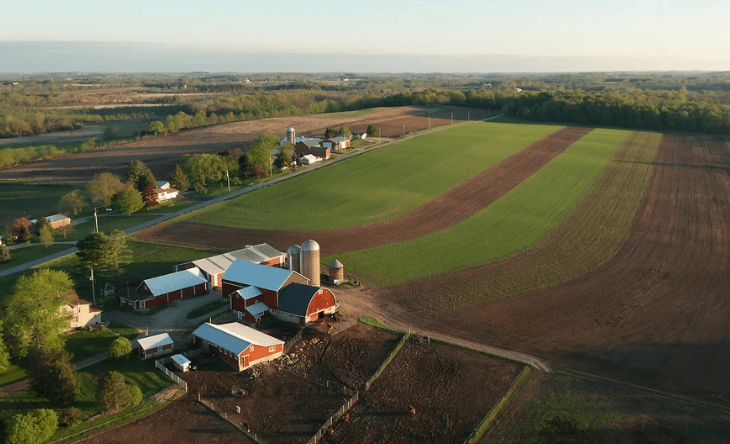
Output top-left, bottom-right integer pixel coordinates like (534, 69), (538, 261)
(105, 289), (228, 346)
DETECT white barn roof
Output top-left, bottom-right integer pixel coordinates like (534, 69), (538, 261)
(192, 322), (282, 356)
(190, 244), (285, 277)
(223, 261), (307, 292)
(142, 267), (207, 296)
(137, 333), (174, 351)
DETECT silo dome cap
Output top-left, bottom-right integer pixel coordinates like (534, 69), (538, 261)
(301, 239), (320, 251)
(287, 245), (302, 253)
(329, 259), (343, 269)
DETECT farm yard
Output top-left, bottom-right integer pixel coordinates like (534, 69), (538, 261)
(77, 323), (520, 444)
(134, 119), (730, 408)
(0, 106), (484, 184)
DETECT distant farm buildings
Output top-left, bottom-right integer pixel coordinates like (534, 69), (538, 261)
(30, 214), (71, 231)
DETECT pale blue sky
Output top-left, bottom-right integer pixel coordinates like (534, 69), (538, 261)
(1, 0), (728, 71)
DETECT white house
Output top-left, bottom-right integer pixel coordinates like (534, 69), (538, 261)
(59, 291), (103, 329)
(154, 181), (179, 202)
(299, 154), (320, 165)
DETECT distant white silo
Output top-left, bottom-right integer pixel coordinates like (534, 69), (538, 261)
(287, 245), (302, 273)
(286, 127), (296, 144)
(300, 239), (320, 286)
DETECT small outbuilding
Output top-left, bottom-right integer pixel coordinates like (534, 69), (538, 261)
(192, 322), (284, 371)
(137, 333), (175, 360)
(171, 354), (192, 372)
(30, 214), (71, 230)
(328, 259), (344, 284)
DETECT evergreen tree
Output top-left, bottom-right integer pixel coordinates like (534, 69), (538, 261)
(101, 371), (131, 411)
(170, 163), (190, 191)
(30, 347), (77, 407)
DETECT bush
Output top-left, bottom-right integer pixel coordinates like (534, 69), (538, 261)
(108, 337), (133, 361)
(129, 384), (143, 406)
(0, 244), (9, 262)
(62, 407), (87, 428)
(100, 371), (130, 411)
(7, 409), (58, 444)
(194, 182), (208, 194)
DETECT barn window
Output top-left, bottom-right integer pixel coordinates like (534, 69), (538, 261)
(250, 345), (254, 351)
(157, 346), (163, 352)
(269, 346), (276, 353)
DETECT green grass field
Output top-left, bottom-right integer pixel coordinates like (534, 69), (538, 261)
(328, 129), (632, 286)
(181, 122), (562, 231)
(0, 181), (77, 228)
(315, 107), (387, 119)
(0, 244), (74, 272)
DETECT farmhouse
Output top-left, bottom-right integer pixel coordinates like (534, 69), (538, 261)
(30, 214), (71, 230)
(272, 283), (339, 325)
(122, 267), (208, 310)
(59, 291), (102, 329)
(192, 322), (284, 371)
(175, 243), (286, 289)
(137, 333), (175, 360)
(322, 136), (351, 151)
(154, 180), (179, 202)
(223, 260), (309, 322)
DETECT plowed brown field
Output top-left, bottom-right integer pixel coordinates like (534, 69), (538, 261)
(381, 134), (730, 400)
(0, 107), (486, 183)
(135, 127), (592, 253)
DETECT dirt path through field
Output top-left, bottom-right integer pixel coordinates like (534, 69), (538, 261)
(136, 126), (592, 254)
(382, 133), (730, 400)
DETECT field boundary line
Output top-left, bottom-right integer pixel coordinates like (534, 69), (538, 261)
(462, 366), (534, 444)
(198, 397), (268, 444)
(553, 365), (730, 414)
(360, 315), (552, 373)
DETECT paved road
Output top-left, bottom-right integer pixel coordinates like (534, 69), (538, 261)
(0, 116), (500, 279)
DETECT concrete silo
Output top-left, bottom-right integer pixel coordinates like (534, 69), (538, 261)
(287, 245), (302, 273)
(286, 127), (296, 144)
(300, 239), (320, 286)
(328, 259), (344, 284)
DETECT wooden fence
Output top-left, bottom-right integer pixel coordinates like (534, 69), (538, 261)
(154, 358), (188, 391)
(306, 391), (360, 444)
(198, 397), (268, 444)
(363, 331), (409, 391)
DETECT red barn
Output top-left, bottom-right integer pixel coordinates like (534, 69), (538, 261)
(192, 322), (284, 371)
(125, 267), (208, 310)
(273, 283), (339, 325)
(222, 261), (308, 323)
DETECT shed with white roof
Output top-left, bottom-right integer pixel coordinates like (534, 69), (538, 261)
(137, 333), (175, 360)
(192, 322), (284, 371)
(124, 267), (208, 310)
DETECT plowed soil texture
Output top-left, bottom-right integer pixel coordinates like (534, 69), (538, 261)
(136, 126), (593, 255)
(320, 340), (523, 444)
(384, 134), (730, 400)
(0, 106), (486, 183)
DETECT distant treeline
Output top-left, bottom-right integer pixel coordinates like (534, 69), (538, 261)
(500, 90), (730, 134)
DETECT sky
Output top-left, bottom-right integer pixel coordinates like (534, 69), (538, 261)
(1, 0), (728, 72)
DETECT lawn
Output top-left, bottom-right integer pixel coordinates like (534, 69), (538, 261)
(0, 181), (77, 228)
(180, 122), (562, 231)
(329, 129), (632, 286)
(0, 243), (74, 271)
(62, 214), (160, 241)
(315, 107), (387, 119)
(0, 240), (218, 305)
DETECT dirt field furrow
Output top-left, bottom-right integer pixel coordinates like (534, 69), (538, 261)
(381, 133), (730, 400)
(136, 126), (592, 254)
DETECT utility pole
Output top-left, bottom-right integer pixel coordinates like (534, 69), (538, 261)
(428, 116), (431, 128)
(94, 208), (99, 233)
(90, 268), (96, 305)
(402, 123), (405, 137)
(226, 170), (231, 193)
(468, 111), (470, 121)
(451, 112), (453, 125)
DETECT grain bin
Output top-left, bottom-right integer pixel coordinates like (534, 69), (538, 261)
(287, 245), (302, 273)
(300, 239), (320, 286)
(286, 126), (296, 144)
(328, 259), (344, 284)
